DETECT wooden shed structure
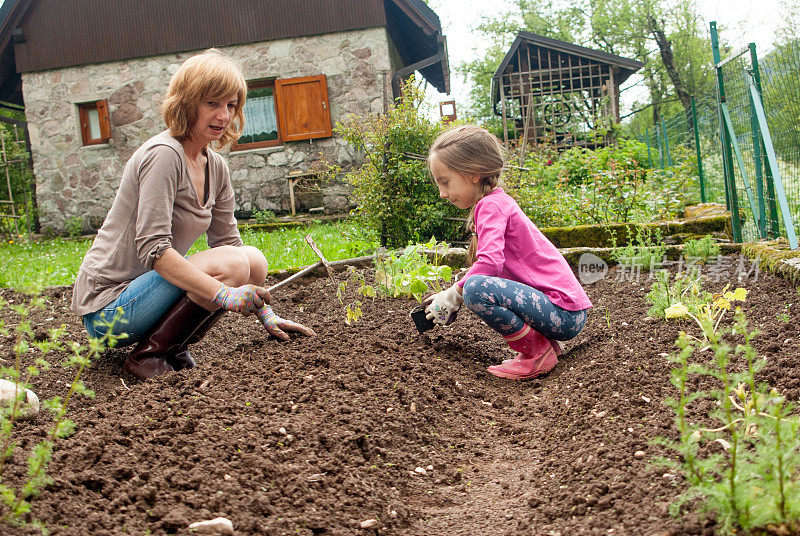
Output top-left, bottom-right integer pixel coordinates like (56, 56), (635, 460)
(491, 31), (643, 149)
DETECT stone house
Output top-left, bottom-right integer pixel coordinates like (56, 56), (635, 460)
(0, 0), (450, 232)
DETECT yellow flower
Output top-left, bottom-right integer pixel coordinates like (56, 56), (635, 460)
(665, 302), (690, 319)
(724, 287), (748, 302)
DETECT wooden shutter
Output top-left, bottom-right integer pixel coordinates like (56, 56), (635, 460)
(97, 99), (111, 141)
(274, 75), (333, 142)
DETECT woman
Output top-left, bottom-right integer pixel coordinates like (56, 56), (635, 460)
(72, 49), (314, 380)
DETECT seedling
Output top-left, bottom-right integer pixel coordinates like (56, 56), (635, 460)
(374, 237), (452, 302)
(655, 287), (800, 533)
(0, 299), (125, 528)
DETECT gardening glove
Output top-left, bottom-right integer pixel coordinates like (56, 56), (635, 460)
(257, 304), (317, 341)
(212, 284), (270, 315)
(424, 285), (463, 326)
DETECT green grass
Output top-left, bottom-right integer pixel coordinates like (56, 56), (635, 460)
(0, 220), (378, 290)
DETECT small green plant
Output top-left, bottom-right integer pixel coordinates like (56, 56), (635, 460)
(645, 269), (710, 319)
(683, 235), (721, 264)
(253, 209), (276, 225)
(0, 299), (125, 528)
(335, 266), (376, 325)
(65, 216), (83, 238)
(374, 237), (452, 302)
(655, 287), (800, 534)
(611, 225), (666, 271)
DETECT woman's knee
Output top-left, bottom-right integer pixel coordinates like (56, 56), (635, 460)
(242, 246), (268, 285)
(210, 245), (251, 286)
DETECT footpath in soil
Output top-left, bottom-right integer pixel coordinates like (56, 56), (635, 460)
(1, 254), (798, 536)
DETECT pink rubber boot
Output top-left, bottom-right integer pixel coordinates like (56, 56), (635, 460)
(488, 325), (557, 380)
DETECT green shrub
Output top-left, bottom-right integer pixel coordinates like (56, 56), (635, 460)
(334, 79), (463, 247)
(65, 216), (83, 238)
(253, 210), (276, 225)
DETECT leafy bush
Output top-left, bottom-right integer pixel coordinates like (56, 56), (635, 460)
(504, 139), (697, 227)
(374, 237), (452, 302)
(253, 210), (276, 225)
(683, 235), (721, 264)
(334, 79), (463, 247)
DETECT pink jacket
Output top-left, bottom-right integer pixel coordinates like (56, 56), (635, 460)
(456, 188), (592, 311)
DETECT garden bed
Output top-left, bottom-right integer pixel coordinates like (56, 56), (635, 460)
(1, 254), (799, 535)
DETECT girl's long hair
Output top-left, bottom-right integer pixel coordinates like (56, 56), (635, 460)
(428, 125), (504, 265)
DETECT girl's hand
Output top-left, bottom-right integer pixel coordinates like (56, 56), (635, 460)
(257, 305), (316, 341)
(424, 285), (463, 325)
(212, 284), (271, 315)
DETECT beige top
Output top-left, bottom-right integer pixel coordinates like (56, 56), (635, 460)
(71, 131), (243, 316)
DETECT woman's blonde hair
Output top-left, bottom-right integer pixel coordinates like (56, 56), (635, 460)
(162, 49), (247, 148)
(428, 125), (505, 265)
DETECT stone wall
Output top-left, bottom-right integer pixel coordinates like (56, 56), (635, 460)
(22, 27), (394, 232)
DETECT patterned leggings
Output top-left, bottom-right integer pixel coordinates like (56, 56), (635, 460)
(462, 275), (588, 340)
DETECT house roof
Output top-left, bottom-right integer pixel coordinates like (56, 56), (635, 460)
(0, 0), (450, 105)
(490, 31), (644, 105)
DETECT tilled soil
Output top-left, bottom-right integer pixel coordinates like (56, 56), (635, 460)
(1, 254), (799, 536)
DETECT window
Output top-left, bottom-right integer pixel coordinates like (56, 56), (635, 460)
(234, 75), (333, 151)
(78, 100), (111, 146)
(237, 80), (280, 149)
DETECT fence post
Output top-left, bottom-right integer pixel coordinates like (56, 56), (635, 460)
(711, 21), (742, 242)
(749, 45), (780, 238)
(645, 127), (653, 168)
(747, 43), (767, 238)
(691, 97), (706, 203)
(659, 113), (672, 167)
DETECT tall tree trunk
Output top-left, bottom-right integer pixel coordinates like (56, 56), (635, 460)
(647, 15), (692, 114)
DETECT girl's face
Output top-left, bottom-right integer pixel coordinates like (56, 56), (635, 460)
(191, 93), (239, 145)
(429, 153), (482, 210)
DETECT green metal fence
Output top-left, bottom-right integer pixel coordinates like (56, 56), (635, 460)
(633, 28), (800, 249)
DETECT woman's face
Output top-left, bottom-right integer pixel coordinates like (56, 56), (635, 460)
(429, 153), (481, 210)
(191, 93), (238, 145)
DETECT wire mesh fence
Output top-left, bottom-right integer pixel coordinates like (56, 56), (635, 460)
(632, 37), (800, 247)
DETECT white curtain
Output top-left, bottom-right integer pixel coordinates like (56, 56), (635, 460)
(242, 94), (277, 137)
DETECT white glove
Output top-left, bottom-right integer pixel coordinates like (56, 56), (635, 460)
(424, 285), (463, 325)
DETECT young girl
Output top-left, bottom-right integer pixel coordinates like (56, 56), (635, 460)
(424, 125), (592, 380)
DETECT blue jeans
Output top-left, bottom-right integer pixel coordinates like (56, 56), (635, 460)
(463, 275), (588, 340)
(82, 270), (185, 347)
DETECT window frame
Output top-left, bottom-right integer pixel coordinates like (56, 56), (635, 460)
(78, 99), (111, 146)
(232, 78), (282, 152)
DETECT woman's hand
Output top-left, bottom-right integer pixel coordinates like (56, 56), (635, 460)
(257, 305), (316, 341)
(212, 284), (271, 315)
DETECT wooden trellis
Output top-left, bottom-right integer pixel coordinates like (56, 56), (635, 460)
(492, 32), (643, 151)
(0, 117), (34, 237)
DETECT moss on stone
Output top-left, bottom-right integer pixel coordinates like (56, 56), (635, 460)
(741, 240), (800, 286)
(540, 215), (731, 249)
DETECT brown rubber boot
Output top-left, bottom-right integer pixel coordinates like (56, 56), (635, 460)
(166, 309), (226, 371)
(124, 296), (216, 380)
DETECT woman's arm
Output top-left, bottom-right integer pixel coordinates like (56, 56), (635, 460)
(153, 248), (224, 307)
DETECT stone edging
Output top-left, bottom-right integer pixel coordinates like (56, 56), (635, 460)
(741, 240), (800, 286)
